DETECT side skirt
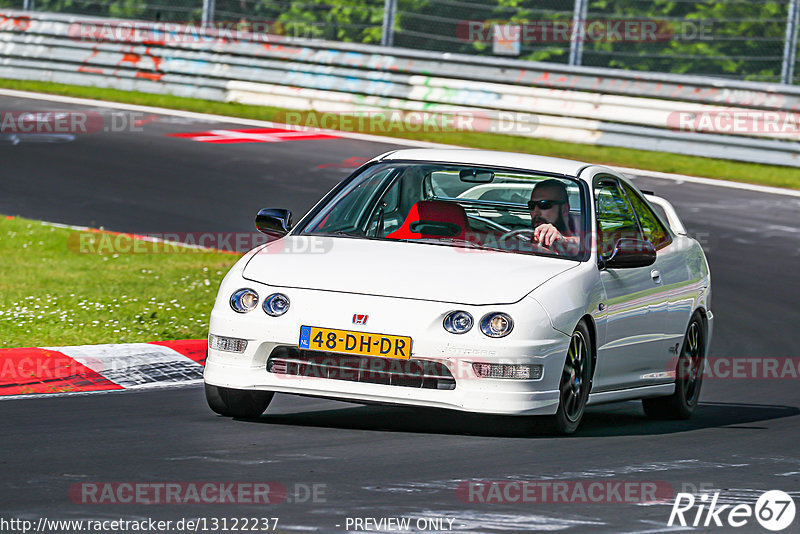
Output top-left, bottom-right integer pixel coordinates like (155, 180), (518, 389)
(587, 383), (675, 406)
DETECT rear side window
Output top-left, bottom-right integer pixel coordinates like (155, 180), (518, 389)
(622, 183), (672, 249)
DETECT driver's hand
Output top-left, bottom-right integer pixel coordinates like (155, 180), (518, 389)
(533, 223), (563, 247)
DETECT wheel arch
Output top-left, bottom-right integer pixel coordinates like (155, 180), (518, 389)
(578, 314), (598, 388)
(694, 306), (709, 331)
(686, 306), (709, 351)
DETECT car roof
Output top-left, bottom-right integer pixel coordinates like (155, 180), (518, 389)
(378, 149), (591, 179)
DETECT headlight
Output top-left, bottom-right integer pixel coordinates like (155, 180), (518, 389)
(230, 288), (259, 313)
(443, 311), (473, 334)
(263, 293), (290, 316)
(480, 312), (513, 337)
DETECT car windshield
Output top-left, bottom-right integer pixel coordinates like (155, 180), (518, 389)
(299, 162), (587, 260)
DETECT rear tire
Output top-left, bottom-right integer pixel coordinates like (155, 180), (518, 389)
(205, 383), (274, 418)
(546, 321), (593, 435)
(642, 314), (705, 420)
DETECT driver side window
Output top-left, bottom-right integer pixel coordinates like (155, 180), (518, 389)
(594, 179), (643, 256)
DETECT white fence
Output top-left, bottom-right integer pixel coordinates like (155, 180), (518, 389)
(1, 10), (800, 167)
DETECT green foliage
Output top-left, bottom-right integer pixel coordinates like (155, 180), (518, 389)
(31, 0), (200, 22)
(0, 216), (236, 347)
(107, 0), (147, 19)
(12, 0), (800, 81)
(579, 0), (791, 81)
(272, 0), (385, 43)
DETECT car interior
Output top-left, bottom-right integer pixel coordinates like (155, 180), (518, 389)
(305, 163), (586, 257)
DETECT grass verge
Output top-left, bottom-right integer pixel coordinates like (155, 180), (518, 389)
(0, 215), (237, 347)
(0, 78), (798, 190)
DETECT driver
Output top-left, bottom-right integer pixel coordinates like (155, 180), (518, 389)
(528, 179), (580, 249)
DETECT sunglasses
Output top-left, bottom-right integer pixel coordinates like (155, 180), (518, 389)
(527, 200), (565, 210)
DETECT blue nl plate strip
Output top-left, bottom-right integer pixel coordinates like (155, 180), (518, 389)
(299, 326), (311, 349)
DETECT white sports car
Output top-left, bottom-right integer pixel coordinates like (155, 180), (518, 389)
(204, 149), (712, 434)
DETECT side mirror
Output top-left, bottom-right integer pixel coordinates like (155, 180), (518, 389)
(601, 238), (656, 269)
(255, 208), (292, 237)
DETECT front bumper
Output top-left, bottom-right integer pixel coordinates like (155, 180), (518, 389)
(204, 347), (563, 415)
(204, 280), (571, 415)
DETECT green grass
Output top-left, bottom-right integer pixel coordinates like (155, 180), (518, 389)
(0, 216), (237, 347)
(1, 78), (798, 190)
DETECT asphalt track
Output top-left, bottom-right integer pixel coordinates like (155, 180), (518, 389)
(2, 94), (800, 533)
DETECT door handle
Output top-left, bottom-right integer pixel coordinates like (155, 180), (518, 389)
(651, 269), (662, 283)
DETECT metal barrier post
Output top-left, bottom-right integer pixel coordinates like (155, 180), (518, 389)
(381, 0), (396, 47)
(782, 0), (800, 84)
(202, 0), (216, 28)
(568, 0), (589, 66)
(22, 0), (34, 10)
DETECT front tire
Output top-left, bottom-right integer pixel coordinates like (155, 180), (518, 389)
(205, 383), (274, 418)
(547, 322), (593, 435)
(642, 314), (705, 420)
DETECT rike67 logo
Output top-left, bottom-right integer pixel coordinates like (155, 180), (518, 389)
(669, 490), (796, 531)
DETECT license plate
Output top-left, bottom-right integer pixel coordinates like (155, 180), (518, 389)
(298, 326), (412, 359)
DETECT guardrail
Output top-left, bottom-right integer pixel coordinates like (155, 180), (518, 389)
(1, 10), (800, 167)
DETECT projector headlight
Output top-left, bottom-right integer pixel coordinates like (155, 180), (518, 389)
(480, 312), (513, 338)
(443, 311), (473, 334)
(263, 293), (290, 317)
(230, 288), (259, 313)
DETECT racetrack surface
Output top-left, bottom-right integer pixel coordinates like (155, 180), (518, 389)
(2, 94), (800, 532)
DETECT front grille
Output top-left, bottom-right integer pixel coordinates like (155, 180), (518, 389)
(267, 347), (456, 390)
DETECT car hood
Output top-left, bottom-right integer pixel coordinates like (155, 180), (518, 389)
(242, 236), (578, 305)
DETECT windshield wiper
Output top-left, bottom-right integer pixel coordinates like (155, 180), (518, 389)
(313, 231), (362, 238)
(405, 237), (487, 250)
(311, 231), (387, 242)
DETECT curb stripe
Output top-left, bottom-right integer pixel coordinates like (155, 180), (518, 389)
(49, 343), (204, 389)
(150, 339), (208, 365)
(0, 347), (122, 396)
(0, 339), (207, 398)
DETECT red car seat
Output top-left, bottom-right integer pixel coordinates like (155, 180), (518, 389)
(387, 200), (470, 240)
